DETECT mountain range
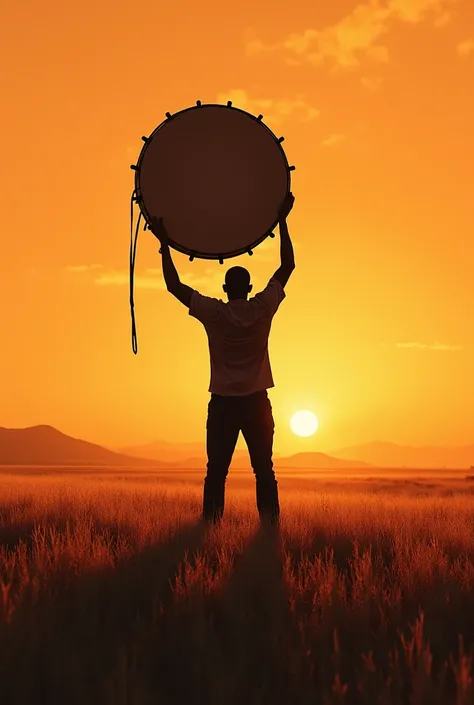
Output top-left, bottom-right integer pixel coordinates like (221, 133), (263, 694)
(0, 426), (472, 469)
(0, 425), (157, 466)
(120, 440), (254, 466)
(118, 440), (369, 468)
(330, 441), (474, 469)
(0, 426), (366, 468)
(121, 438), (474, 469)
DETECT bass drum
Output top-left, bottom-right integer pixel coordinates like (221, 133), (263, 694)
(129, 100), (295, 352)
(132, 101), (294, 259)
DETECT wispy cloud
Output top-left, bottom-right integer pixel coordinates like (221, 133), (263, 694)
(457, 39), (474, 58)
(396, 341), (464, 351)
(65, 232), (287, 295)
(65, 264), (103, 273)
(246, 0), (456, 71)
(150, 268), (227, 291)
(67, 264), (163, 290)
(95, 269), (163, 290)
(320, 133), (346, 148)
(94, 268), (220, 291)
(216, 89), (319, 125)
(67, 265), (268, 294)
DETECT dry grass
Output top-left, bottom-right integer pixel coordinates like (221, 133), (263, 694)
(1, 466), (474, 705)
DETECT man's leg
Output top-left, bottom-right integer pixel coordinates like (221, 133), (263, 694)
(203, 395), (240, 523)
(241, 391), (280, 524)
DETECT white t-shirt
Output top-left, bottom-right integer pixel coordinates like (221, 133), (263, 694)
(189, 277), (286, 396)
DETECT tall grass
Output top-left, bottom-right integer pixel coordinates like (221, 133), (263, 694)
(0, 469), (473, 704)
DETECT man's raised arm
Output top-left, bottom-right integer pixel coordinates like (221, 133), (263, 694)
(151, 216), (193, 307)
(273, 192), (295, 289)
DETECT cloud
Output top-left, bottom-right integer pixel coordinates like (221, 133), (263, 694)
(457, 39), (474, 58)
(65, 237), (285, 294)
(66, 264), (163, 290)
(67, 265), (264, 294)
(246, 0), (456, 71)
(396, 341), (464, 351)
(143, 268), (227, 291)
(94, 269), (163, 290)
(216, 89), (319, 125)
(93, 268), (213, 291)
(320, 133), (346, 147)
(246, 38), (280, 58)
(66, 264), (103, 273)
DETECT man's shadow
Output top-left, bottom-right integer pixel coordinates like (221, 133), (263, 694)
(0, 518), (208, 705)
(0, 510), (300, 705)
(144, 521), (297, 705)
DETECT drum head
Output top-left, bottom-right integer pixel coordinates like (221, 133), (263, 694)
(134, 103), (291, 259)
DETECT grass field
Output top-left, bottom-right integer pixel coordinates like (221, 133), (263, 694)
(1, 466), (474, 705)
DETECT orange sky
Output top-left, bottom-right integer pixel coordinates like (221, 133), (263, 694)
(1, 0), (473, 455)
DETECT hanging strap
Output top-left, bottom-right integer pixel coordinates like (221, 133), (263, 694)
(129, 191), (142, 354)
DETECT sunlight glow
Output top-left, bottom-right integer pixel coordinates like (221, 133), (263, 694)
(290, 410), (319, 437)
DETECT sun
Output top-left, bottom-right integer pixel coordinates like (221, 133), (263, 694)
(290, 410), (319, 437)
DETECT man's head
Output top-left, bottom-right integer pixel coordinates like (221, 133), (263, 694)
(223, 266), (252, 301)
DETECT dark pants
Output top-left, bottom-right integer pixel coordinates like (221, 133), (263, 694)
(202, 389), (280, 523)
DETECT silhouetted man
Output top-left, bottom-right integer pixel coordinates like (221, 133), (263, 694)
(151, 192), (295, 524)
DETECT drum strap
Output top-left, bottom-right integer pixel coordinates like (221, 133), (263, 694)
(129, 191), (141, 354)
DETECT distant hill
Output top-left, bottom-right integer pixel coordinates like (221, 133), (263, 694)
(0, 425), (160, 466)
(120, 440), (368, 470)
(120, 440), (204, 463)
(275, 452), (370, 469)
(331, 441), (474, 469)
(120, 440), (256, 467)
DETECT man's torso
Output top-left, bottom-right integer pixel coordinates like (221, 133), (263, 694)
(189, 277), (286, 396)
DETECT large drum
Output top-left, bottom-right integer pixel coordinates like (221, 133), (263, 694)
(129, 100), (295, 352)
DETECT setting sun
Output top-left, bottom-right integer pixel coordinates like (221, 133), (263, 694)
(290, 410), (319, 437)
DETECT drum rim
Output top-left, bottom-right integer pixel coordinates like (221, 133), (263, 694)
(133, 102), (291, 260)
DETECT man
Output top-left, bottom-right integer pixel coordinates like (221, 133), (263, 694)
(151, 192), (295, 525)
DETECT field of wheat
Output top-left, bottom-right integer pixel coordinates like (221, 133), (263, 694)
(1, 466), (474, 705)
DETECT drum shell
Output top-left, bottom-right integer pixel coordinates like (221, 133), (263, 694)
(133, 103), (291, 259)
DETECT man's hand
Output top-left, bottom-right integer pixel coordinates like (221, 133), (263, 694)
(278, 192), (295, 222)
(151, 216), (169, 251)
